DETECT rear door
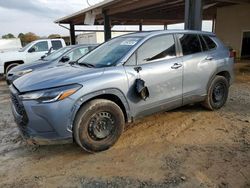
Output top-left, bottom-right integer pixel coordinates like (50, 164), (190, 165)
(51, 40), (63, 51)
(178, 34), (216, 104)
(124, 34), (183, 117)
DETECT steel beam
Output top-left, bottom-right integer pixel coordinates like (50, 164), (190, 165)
(70, 24), (76, 45)
(139, 23), (142, 31)
(184, 0), (203, 30)
(103, 11), (111, 41)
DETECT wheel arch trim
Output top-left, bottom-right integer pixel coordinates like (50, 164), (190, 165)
(70, 88), (132, 129)
(4, 60), (24, 73)
(206, 69), (231, 93)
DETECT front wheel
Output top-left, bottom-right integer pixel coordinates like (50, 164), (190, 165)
(6, 63), (19, 73)
(203, 76), (229, 110)
(73, 99), (125, 153)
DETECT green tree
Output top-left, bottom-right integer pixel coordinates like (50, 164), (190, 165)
(22, 32), (39, 45)
(2, 33), (15, 39)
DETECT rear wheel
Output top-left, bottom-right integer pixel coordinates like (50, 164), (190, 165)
(73, 99), (125, 153)
(203, 76), (229, 110)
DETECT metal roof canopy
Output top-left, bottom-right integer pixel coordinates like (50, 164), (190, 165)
(55, 0), (250, 44)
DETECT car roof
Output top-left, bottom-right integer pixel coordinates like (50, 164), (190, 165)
(120, 30), (216, 38)
(64, 44), (98, 49)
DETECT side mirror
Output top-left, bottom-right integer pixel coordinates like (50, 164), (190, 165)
(41, 55), (46, 59)
(47, 47), (53, 55)
(135, 79), (149, 100)
(60, 56), (70, 63)
(28, 47), (35, 53)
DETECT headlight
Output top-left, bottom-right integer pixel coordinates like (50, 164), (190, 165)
(16, 69), (33, 76)
(19, 84), (82, 103)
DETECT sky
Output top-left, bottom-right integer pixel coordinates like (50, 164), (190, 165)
(0, 0), (212, 38)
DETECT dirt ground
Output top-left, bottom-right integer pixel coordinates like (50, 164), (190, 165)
(0, 62), (250, 188)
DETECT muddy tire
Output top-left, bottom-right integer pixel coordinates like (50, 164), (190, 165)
(203, 76), (229, 110)
(73, 99), (125, 153)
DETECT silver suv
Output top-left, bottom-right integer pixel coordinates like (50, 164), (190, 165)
(10, 30), (234, 153)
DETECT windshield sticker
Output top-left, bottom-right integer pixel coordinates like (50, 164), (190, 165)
(120, 39), (139, 46)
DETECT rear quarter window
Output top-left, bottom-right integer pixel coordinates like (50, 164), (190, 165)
(203, 35), (217, 50)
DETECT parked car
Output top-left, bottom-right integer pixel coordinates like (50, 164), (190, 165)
(0, 39), (66, 75)
(10, 30), (234, 153)
(6, 44), (98, 85)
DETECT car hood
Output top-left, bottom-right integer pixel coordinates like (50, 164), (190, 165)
(9, 60), (51, 73)
(13, 64), (104, 93)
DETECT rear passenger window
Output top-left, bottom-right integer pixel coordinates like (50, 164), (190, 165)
(179, 34), (202, 55)
(52, 40), (63, 50)
(199, 35), (208, 51)
(137, 34), (176, 65)
(203, 35), (217, 50)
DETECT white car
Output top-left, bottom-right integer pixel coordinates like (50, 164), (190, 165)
(0, 39), (66, 75)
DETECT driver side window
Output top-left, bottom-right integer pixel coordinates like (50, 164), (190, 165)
(137, 34), (176, 65)
(31, 41), (49, 52)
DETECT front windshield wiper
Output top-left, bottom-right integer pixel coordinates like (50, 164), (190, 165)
(77, 62), (95, 68)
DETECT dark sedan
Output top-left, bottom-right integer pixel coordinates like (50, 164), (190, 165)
(6, 44), (98, 84)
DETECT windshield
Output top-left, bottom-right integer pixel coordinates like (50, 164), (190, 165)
(77, 37), (142, 68)
(18, 41), (36, 52)
(43, 47), (71, 61)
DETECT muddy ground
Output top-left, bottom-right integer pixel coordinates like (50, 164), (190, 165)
(0, 63), (250, 188)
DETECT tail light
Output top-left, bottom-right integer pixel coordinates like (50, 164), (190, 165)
(229, 49), (236, 58)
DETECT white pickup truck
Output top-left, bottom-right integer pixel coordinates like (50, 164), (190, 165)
(0, 39), (66, 75)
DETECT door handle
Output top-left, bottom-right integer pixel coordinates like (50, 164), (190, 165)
(205, 56), (214, 61)
(171, 63), (182, 69)
(134, 66), (142, 73)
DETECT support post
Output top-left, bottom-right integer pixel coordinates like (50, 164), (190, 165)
(212, 15), (216, 33)
(164, 25), (168, 30)
(139, 23), (142, 31)
(103, 11), (111, 41)
(70, 24), (76, 45)
(184, 0), (203, 30)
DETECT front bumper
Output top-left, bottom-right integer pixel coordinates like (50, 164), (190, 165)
(6, 73), (20, 85)
(10, 85), (74, 145)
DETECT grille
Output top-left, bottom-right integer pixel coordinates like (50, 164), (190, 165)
(11, 93), (24, 115)
(10, 92), (29, 127)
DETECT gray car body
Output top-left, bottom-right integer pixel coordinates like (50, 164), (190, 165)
(6, 44), (98, 84)
(10, 30), (234, 144)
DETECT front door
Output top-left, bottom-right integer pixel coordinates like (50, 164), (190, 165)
(26, 41), (49, 63)
(124, 34), (183, 118)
